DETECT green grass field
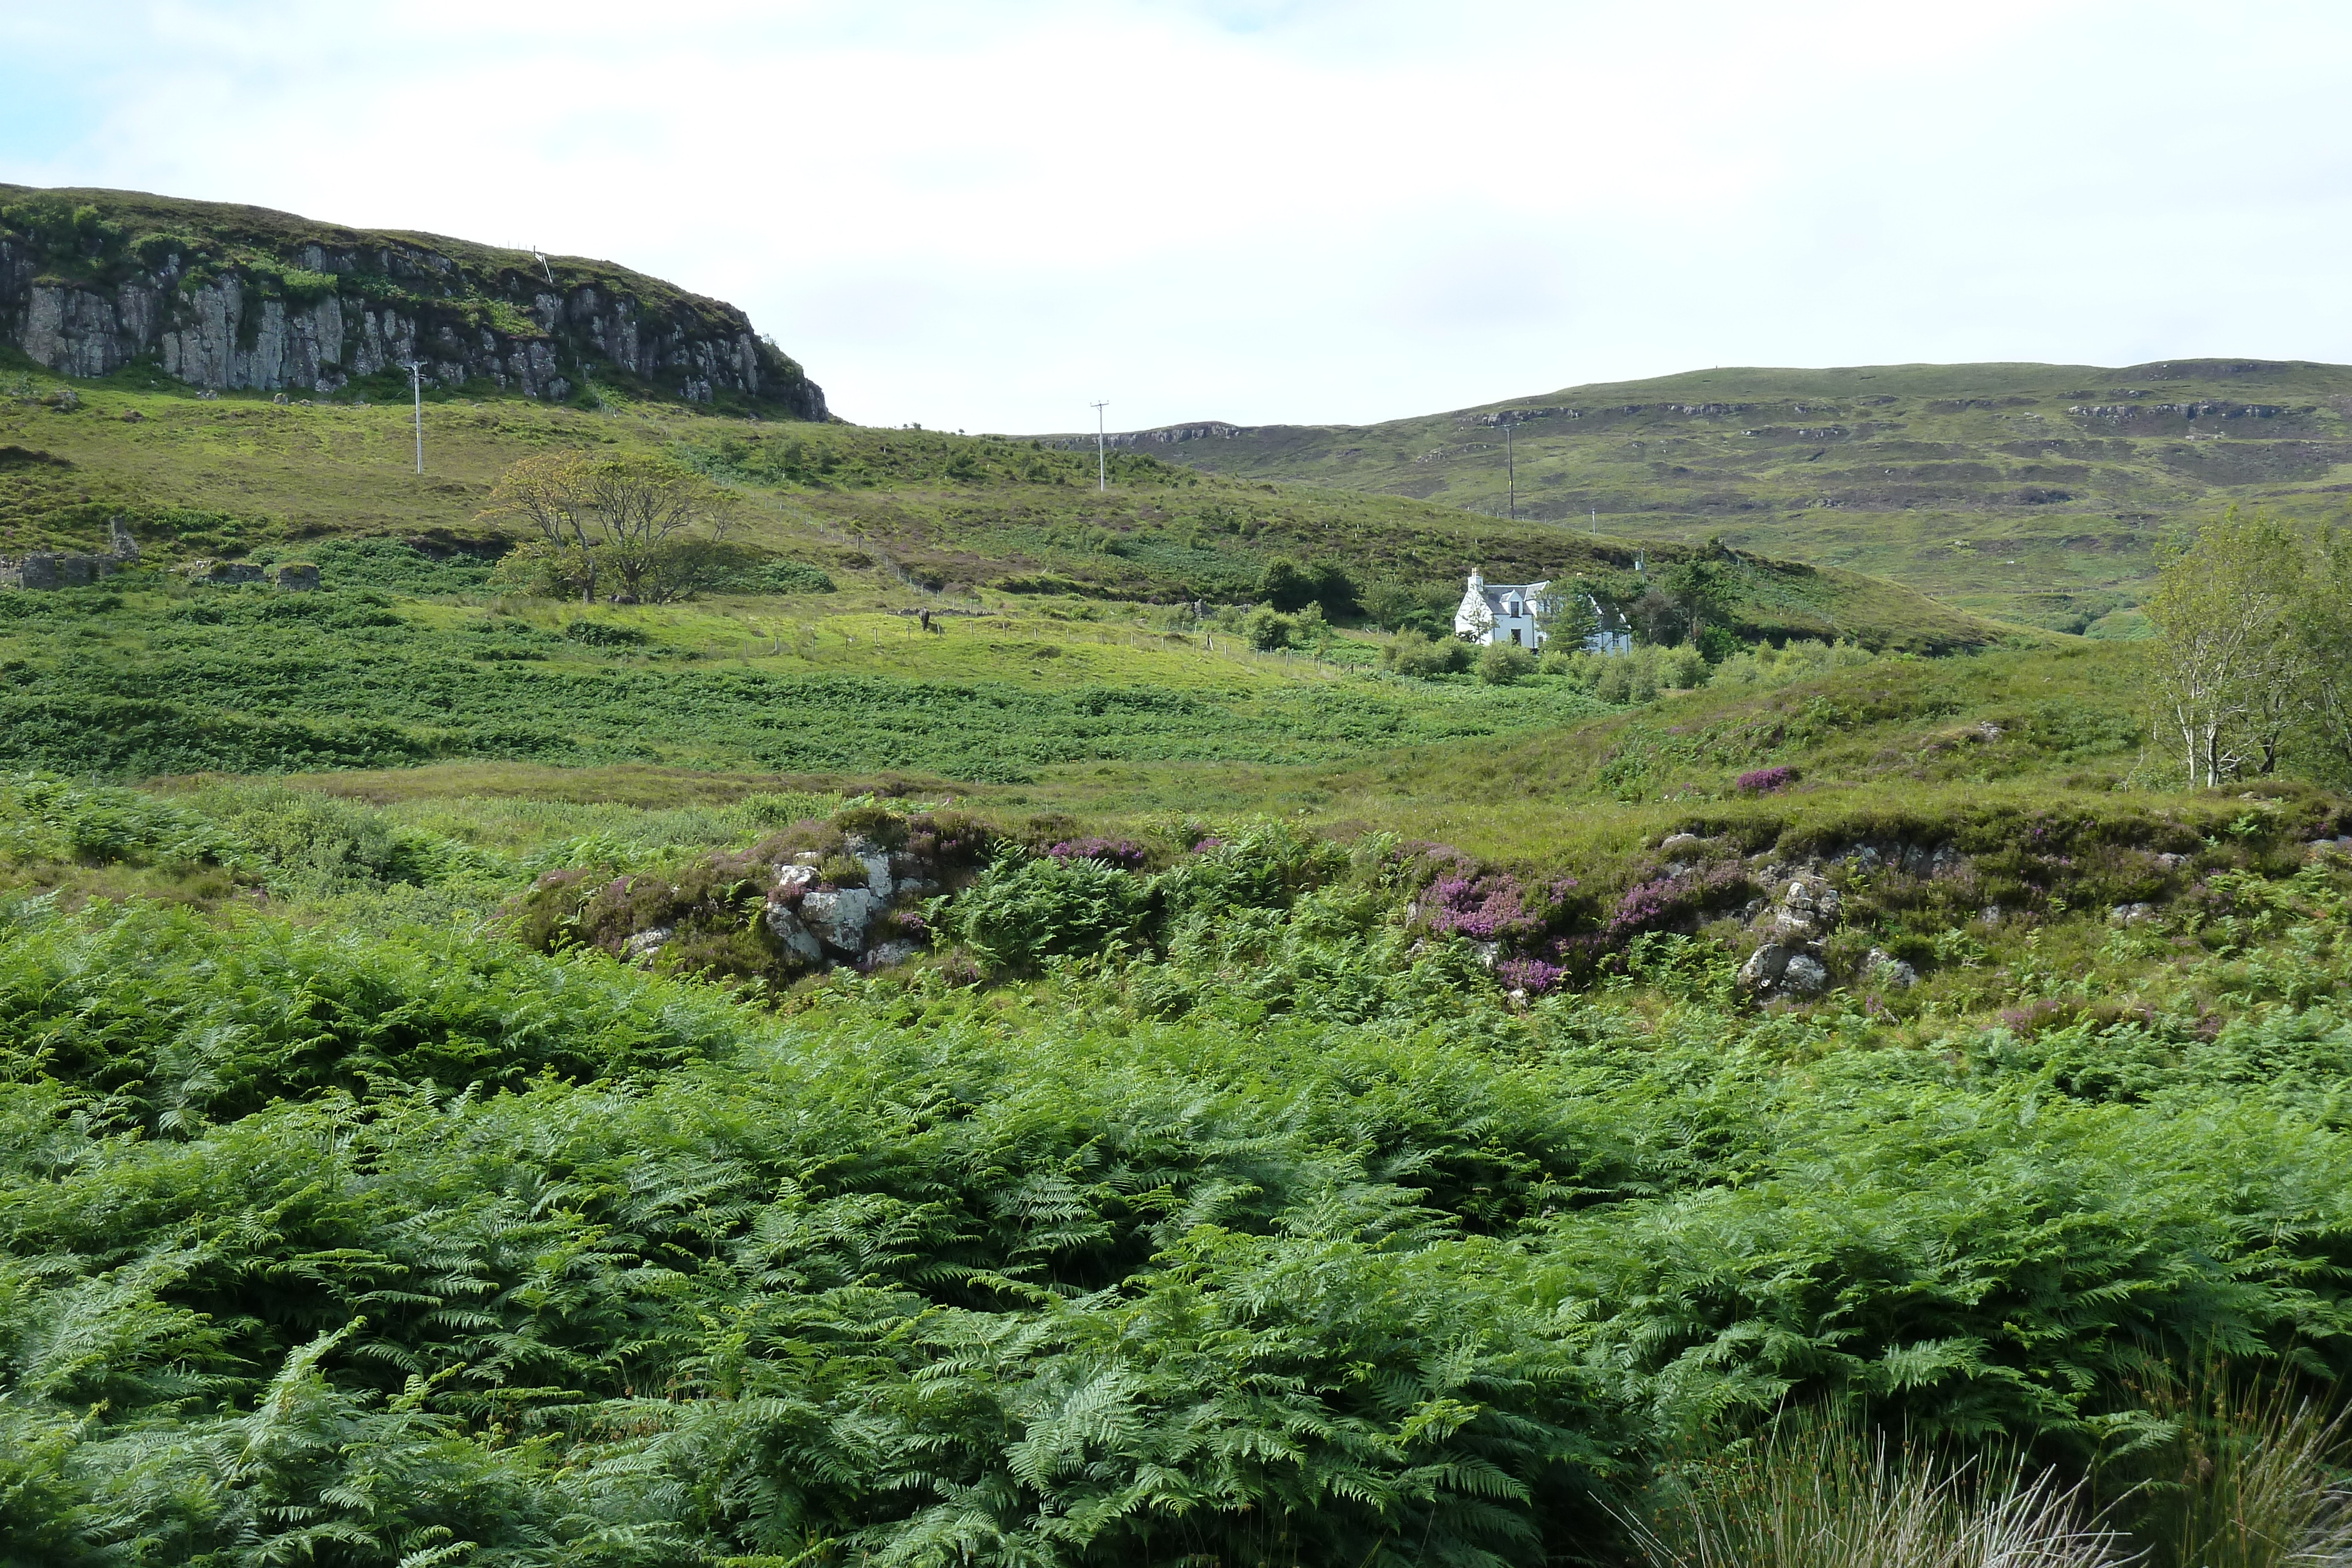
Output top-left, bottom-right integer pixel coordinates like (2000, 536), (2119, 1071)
(0, 579), (1632, 787)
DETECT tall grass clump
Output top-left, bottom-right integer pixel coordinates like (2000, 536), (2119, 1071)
(1628, 1409), (2122, 1568)
(2137, 1372), (2352, 1568)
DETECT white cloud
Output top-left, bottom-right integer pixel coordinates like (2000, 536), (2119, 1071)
(4, 1), (2348, 430)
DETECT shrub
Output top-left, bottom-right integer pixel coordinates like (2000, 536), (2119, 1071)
(1362, 579), (1450, 633)
(1261, 557), (1358, 616)
(1405, 845), (1579, 947)
(1710, 638), (1873, 690)
(1588, 644), (1710, 704)
(731, 558), (838, 594)
(1603, 862), (1753, 941)
(1658, 644), (1709, 690)
(562, 619), (649, 647)
(1478, 641), (1536, 686)
(1244, 606), (1295, 651)
(900, 809), (994, 873)
(1384, 630), (1472, 677)
(1539, 647), (1602, 686)
(1738, 765), (1800, 794)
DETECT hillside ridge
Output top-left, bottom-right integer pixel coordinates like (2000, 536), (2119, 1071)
(1035, 358), (2352, 632)
(0, 183), (826, 416)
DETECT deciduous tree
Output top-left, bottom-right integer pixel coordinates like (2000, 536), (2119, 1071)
(480, 452), (733, 604)
(2146, 510), (2306, 787)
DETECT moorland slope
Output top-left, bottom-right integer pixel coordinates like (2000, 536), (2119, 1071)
(1055, 359), (2352, 631)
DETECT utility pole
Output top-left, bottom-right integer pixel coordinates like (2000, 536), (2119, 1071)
(407, 362), (423, 475)
(1505, 418), (1516, 521)
(1090, 400), (1109, 492)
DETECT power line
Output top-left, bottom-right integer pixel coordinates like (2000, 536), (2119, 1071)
(1090, 400), (1109, 492)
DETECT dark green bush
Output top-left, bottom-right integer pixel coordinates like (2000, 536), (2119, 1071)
(1384, 629), (1472, 677)
(563, 618), (650, 646)
(1479, 641), (1536, 685)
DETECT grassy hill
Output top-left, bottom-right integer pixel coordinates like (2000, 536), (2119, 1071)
(0, 358), (2011, 653)
(1057, 358), (2352, 632)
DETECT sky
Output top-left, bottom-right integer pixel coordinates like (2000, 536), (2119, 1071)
(5, 1), (2351, 433)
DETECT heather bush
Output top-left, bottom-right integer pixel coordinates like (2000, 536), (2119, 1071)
(1412, 860), (1578, 946)
(1604, 861), (1753, 941)
(1045, 834), (1151, 870)
(1738, 764), (1800, 793)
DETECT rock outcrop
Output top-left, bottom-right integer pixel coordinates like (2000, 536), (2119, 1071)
(0, 184), (827, 415)
(1, 513), (142, 589)
(1738, 875), (1840, 997)
(763, 835), (931, 971)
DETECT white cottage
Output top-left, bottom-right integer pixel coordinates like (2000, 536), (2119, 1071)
(1453, 570), (1629, 653)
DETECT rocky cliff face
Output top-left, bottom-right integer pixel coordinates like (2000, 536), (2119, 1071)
(0, 186), (826, 417)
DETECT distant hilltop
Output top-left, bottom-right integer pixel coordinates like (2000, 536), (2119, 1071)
(0, 184), (827, 417)
(1025, 358), (2352, 454)
(1028, 358), (2352, 634)
(1028, 420), (1252, 450)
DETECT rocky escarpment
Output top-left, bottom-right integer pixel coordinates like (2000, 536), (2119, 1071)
(0, 185), (826, 415)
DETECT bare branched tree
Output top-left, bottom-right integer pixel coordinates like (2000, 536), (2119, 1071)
(480, 452), (733, 604)
(482, 452), (601, 605)
(576, 454), (729, 602)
